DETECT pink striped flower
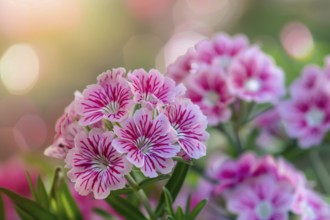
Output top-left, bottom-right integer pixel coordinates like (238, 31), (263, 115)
(129, 69), (180, 106)
(195, 33), (249, 71)
(78, 69), (133, 125)
(228, 47), (285, 103)
(167, 48), (199, 83)
(226, 175), (294, 220)
(112, 109), (180, 177)
(289, 65), (323, 99)
(163, 99), (209, 159)
(65, 129), (132, 199)
(213, 153), (258, 194)
(45, 92), (84, 159)
(166, 33), (248, 83)
(292, 189), (330, 220)
(278, 90), (330, 148)
(185, 67), (235, 125)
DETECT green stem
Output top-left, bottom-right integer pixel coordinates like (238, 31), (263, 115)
(309, 151), (330, 195)
(125, 174), (156, 220)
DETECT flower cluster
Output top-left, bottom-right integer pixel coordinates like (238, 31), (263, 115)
(45, 68), (209, 199)
(278, 59), (330, 148)
(209, 153), (330, 220)
(167, 33), (285, 125)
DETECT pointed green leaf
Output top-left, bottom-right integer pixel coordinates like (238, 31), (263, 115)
(25, 171), (37, 201)
(93, 208), (117, 220)
(188, 199), (207, 220)
(0, 195), (5, 220)
(15, 206), (35, 220)
(106, 195), (147, 220)
(110, 188), (135, 196)
(185, 193), (192, 220)
(36, 176), (50, 209)
(163, 187), (174, 217)
(138, 174), (171, 189)
(175, 206), (184, 220)
(156, 162), (190, 216)
(0, 188), (57, 220)
(58, 179), (83, 220)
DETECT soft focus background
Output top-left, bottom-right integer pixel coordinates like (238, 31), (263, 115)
(1, 0), (330, 172)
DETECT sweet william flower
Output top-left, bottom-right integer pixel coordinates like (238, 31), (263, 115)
(185, 67), (235, 125)
(292, 188), (330, 220)
(78, 68), (133, 126)
(226, 175), (294, 220)
(228, 47), (285, 103)
(112, 108), (180, 178)
(278, 90), (330, 148)
(129, 69), (182, 106)
(195, 33), (249, 71)
(213, 153), (258, 194)
(163, 99), (209, 159)
(65, 129), (132, 199)
(45, 91), (84, 159)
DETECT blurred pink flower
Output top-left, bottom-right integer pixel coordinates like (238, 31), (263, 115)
(195, 33), (249, 71)
(213, 153), (258, 194)
(291, 188), (330, 220)
(278, 90), (330, 148)
(163, 99), (209, 159)
(289, 65), (323, 99)
(129, 69), (179, 106)
(167, 48), (198, 83)
(78, 68), (133, 125)
(228, 47), (285, 103)
(45, 92), (84, 159)
(226, 175), (294, 220)
(185, 67), (235, 125)
(66, 129), (132, 199)
(112, 109), (180, 177)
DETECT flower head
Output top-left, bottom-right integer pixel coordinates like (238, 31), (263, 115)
(228, 47), (285, 103)
(66, 129), (132, 199)
(78, 68), (133, 125)
(163, 99), (209, 159)
(129, 69), (181, 106)
(278, 90), (330, 148)
(226, 175), (294, 220)
(292, 189), (330, 220)
(185, 67), (235, 125)
(45, 91), (84, 159)
(213, 153), (258, 194)
(112, 109), (180, 177)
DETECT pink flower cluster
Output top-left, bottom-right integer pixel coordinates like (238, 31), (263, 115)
(210, 153), (330, 220)
(167, 33), (285, 125)
(278, 59), (330, 148)
(45, 68), (209, 199)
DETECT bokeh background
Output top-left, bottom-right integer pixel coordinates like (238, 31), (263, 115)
(1, 0), (330, 173)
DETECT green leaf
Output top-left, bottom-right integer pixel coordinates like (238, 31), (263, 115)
(0, 188), (57, 220)
(188, 200), (207, 220)
(36, 176), (50, 209)
(185, 193), (191, 219)
(175, 206), (184, 220)
(106, 195), (147, 220)
(138, 174), (171, 189)
(110, 188), (135, 196)
(25, 171), (37, 201)
(93, 208), (117, 220)
(58, 179), (83, 220)
(156, 162), (190, 217)
(0, 195), (5, 220)
(163, 188), (174, 217)
(15, 206), (35, 220)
